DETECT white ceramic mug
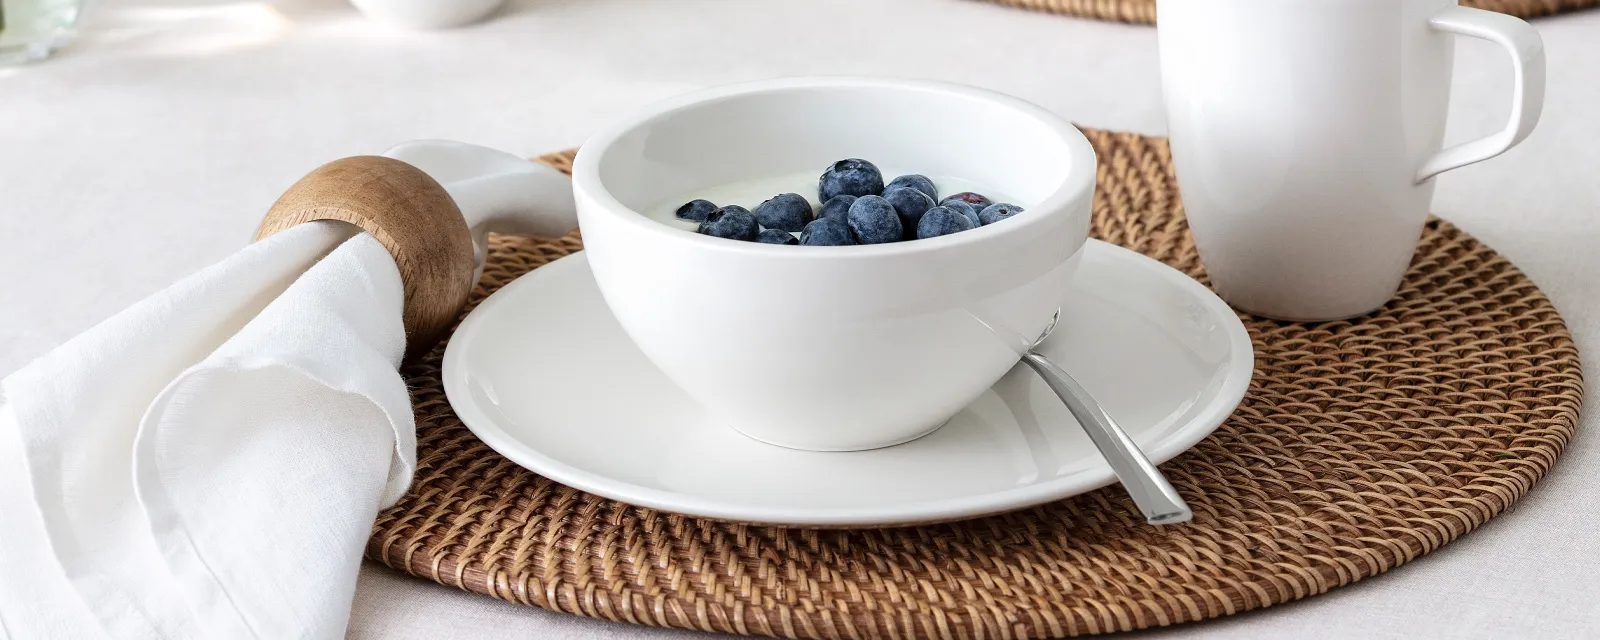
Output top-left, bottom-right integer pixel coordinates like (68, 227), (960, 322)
(571, 78), (1097, 451)
(1157, 0), (1545, 321)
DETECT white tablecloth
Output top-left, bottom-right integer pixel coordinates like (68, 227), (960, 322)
(3, 0), (1597, 638)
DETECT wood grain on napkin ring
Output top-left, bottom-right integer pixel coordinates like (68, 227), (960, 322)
(254, 155), (475, 361)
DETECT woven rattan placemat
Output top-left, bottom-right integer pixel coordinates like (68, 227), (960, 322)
(368, 129), (1581, 637)
(981, 0), (1598, 25)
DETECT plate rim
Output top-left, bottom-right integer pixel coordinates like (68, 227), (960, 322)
(443, 239), (1254, 527)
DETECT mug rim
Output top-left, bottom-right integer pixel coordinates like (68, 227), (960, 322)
(570, 76), (1096, 259)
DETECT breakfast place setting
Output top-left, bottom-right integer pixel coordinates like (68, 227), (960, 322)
(1, 0), (1594, 638)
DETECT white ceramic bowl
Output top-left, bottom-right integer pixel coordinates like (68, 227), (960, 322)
(572, 77), (1096, 451)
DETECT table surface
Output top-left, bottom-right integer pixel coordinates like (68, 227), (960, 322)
(4, 0), (1598, 638)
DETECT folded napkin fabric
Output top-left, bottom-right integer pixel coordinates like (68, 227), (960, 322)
(2, 223), (408, 639)
(0, 141), (577, 639)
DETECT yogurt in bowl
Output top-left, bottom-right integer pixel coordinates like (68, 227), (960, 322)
(572, 77), (1095, 451)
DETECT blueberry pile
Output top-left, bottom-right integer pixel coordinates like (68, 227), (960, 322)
(676, 159), (1024, 246)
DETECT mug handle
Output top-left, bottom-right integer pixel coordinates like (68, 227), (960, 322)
(1415, 6), (1546, 184)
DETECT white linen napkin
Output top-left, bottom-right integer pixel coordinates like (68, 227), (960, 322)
(0, 141), (576, 639)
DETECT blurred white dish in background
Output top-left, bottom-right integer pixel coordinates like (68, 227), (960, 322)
(347, 0), (503, 29)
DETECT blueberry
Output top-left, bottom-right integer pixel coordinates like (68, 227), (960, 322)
(940, 199), (981, 226)
(941, 192), (992, 212)
(882, 187), (936, 239)
(978, 203), (1025, 226)
(817, 195), (856, 223)
(886, 174), (937, 202)
(846, 195), (904, 244)
(753, 192), (813, 232)
(675, 199), (718, 223)
(698, 205), (760, 241)
(756, 228), (800, 245)
(916, 206), (977, 239)
(799, 218), (855, 246)
(819, 158), (884, 202)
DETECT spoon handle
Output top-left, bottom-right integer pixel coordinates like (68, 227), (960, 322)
(1021, 352), (1193, 525)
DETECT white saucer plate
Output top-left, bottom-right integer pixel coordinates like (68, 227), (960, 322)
(443, 240), (1253, 527)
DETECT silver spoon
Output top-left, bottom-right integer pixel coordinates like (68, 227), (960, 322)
(1022, 312), (1193, 525)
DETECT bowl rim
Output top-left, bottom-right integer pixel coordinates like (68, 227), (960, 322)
(570, 76), (1096, 259)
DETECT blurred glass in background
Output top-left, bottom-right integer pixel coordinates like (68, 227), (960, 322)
(1, 0), (85, 64)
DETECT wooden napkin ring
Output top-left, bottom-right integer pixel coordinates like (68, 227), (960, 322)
(255, 155), (475, 361)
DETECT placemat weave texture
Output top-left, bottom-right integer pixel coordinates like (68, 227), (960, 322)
(979, 0), (1598, 24)
(368, 129), (1582, 637)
